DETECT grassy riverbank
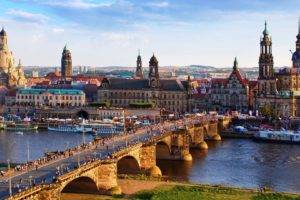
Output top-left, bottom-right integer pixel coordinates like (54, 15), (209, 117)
(61, 179), (300, 200)
(134, 185), (300, 200)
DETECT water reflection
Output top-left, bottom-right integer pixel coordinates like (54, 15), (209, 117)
(0, 130), (93, 163)
(157, 139), (300, 193)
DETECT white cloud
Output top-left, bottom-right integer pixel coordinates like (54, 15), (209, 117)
(148, 1), (169, 8)
(6, 9), (48, 24)
(43, 0), (112, 9)
(52, 28), (65, 34)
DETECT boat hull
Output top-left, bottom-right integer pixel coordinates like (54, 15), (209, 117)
(48, 127), (81, 133)
(253, 136), (300, 144)
(4, 125), (38, 132)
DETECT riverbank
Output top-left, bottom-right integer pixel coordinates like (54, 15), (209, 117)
(61, 178), (300, 200)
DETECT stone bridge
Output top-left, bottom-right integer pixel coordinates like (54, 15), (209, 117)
(7, 117), (231, 200)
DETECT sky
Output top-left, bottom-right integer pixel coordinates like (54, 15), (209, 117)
(0, 0), (299, 68)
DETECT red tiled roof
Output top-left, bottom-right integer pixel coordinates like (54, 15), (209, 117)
(211, 78), (228, 85)
(46, 71), (61, 79)
(229, 69), (248, 86)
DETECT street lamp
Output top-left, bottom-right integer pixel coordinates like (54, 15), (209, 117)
(7, 159), (12, 197)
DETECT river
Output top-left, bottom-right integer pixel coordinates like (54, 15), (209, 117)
(0, 130), (299, 193)
(158, 140), (300, 193)
(0, 130), (93, 163)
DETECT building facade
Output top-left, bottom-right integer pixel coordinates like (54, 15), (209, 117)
(98, 54), (192, 114)
(255, 21), (300, 117)
(210, 58), (250, 113)
(61, 45), (72, 78)
(0, 28), (26, 87)
(15, 88), (85, 107)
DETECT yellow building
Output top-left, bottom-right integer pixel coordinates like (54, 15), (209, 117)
(0, 28), (26, 87)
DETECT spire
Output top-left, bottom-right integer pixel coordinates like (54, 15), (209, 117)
(263, 20), (269, 35)
(18, 59), (22, 67)
(63, 44), (68, 51)
(298, 17), (300, 34)
(233, 57), (238, 70)
(137, 49), (141, 60)
(297, 17), (300, 39)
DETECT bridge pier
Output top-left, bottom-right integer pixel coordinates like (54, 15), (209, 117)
(140, 145), (162, 177)
(204, 122), (222, 141)
(188, 125), (208, 150)
(170, 129), (193, 161)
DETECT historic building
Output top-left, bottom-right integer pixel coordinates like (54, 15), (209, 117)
(0, 28), (26, 87)
(15, 88), (85, 107)
(255, 21), (300, 117)
(210, 58), (250, 113)
(98, 54), (193, 113)
(61, 45), (72, 78)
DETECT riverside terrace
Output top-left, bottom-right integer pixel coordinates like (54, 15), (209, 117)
(0, 115), (230, 200)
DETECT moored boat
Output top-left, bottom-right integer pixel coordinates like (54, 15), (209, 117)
(4, 123), (38, 131)
(48, 124), (83, 133)
(253, 130), (300, 144)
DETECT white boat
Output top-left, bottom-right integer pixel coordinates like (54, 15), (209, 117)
(48, 125), (83, 133)
(253, 130), (300, 144)
(16, 131), (23, 135)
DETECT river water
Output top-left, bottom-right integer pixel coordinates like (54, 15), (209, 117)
(158, 140), (300, 193)
(0, 130), (93, 163)
(0, 130), (299, 193)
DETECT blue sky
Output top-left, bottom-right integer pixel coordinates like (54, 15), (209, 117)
(0, 0), (299, 68)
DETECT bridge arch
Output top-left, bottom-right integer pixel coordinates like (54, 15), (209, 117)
(156, 141), (171, 160)
(117, 155), (141, 174)
(77, 110), (89, 119)
(61, 176), (98, 194)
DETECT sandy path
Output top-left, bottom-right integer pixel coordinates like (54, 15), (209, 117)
(118, 179), (173, 195)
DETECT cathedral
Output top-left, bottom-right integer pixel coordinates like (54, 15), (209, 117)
(0, 28), (26, 87)
(98, 54), (193, 113)
(256, 21), (300, 117)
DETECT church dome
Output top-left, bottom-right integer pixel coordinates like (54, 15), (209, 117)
(0, 28), (7, 36)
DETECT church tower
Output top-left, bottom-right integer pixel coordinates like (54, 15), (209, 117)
(258, 21), (276, 95)
(292, 18), (300, 68)
(135, 50), (143, 78)
(148, 54), (159, 88)
(259, 21), (274, 79)
(61, 45), (72, 78)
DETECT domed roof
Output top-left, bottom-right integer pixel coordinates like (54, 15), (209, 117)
(0, 28), (7, 36)
(263, 21), (269, 35)
(149, 54), (158, 64)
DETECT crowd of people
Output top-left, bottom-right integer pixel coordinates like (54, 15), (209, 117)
(0, 114), (207, 194)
